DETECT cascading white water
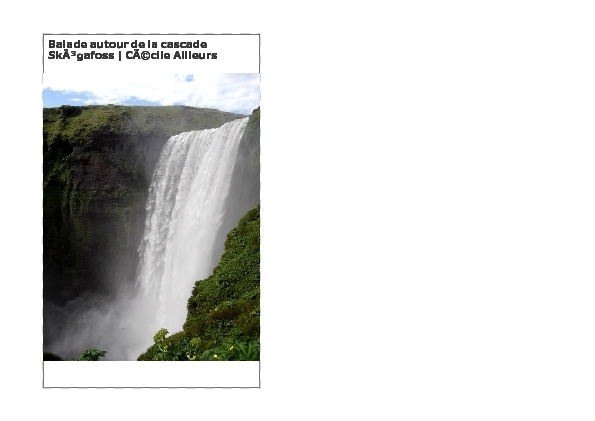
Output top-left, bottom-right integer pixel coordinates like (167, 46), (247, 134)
(136, 117), (249, 333)
(44, 117), (250, 361)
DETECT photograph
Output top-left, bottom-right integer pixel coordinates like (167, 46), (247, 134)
(42, 40), (260, 368)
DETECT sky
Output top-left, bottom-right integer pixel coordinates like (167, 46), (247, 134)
(42, 73), (260, 115)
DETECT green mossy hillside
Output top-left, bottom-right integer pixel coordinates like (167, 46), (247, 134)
(44, 104), (242, 152)
(137, 204), (260, 361)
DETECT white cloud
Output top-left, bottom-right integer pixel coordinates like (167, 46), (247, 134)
(43, 72), (260, 114)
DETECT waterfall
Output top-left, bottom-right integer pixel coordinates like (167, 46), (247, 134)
(44, 117), (252, 361)
(136, 117), (249, 333)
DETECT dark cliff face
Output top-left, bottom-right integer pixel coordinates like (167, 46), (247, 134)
(43, 105), (245, 306)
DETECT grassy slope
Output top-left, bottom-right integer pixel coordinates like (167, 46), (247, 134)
(137, 204), (260, 361)
(43, 104), (244, 150)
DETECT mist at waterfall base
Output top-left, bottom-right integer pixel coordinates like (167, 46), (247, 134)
(43, 117), (259, 361)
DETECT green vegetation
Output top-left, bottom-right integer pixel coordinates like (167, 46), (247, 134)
(247, 106), (260, 128)
(210, 338), (260, 361)
(73, 349), (107, 361)
(43, 348), (107, 361)
(138, 205), (260, 361)
(149, 328), (203, 361)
